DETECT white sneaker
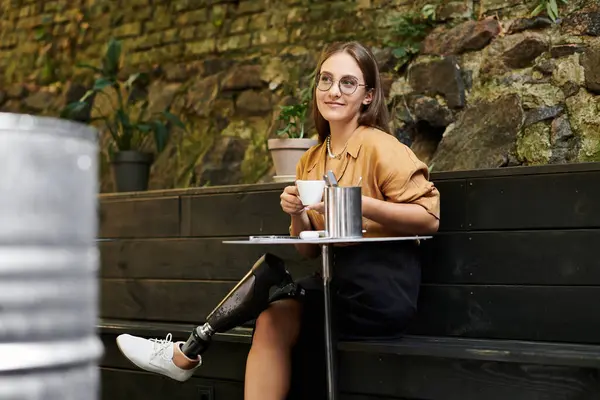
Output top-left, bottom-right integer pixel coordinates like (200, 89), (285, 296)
(116, 333), (201, 382)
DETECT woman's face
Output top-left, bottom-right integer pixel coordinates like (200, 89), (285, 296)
(315, 52), (372, 125)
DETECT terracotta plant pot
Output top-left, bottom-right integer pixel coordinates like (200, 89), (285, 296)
(268, 138), (318, 181)
(110, 150), (154, 192)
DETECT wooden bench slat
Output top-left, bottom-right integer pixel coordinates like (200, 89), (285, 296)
(97, 319), (600, 368)
(411, 284), (600, 344)
(99, 230), (600, 285)
(99, 197), (180, 238)
(421, 229), (600, 285)
(99, 238), (320, 281)
(466, 171), (600, 230)
(183, 190), (290, 237)
(100, 279), (600, 344)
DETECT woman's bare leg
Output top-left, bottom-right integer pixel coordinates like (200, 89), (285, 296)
(245, 299), (303, 400)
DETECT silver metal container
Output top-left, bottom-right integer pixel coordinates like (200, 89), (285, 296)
(324, 186), (363, 239)
(0, 112), (102, 400)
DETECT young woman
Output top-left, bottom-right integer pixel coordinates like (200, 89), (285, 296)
(115, 41), (440, 400)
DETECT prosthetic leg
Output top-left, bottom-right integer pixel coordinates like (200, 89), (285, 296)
(180, 252), (304, 359)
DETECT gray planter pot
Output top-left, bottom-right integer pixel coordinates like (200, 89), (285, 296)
(110, 151), (154, 192)
(267, 138), (318, 179)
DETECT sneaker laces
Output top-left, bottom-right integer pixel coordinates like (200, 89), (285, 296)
(149, 333), (174, 362)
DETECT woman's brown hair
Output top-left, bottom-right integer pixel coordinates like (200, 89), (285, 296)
(312, 41), (391, 143)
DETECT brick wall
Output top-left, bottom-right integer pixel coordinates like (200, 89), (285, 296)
(0, 0), (411, 85)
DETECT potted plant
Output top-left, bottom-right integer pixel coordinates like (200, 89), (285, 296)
(268, 82), (318, 181)
(61, 38), (186, 192)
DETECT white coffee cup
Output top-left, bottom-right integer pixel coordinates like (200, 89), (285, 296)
(296, 179), (326, 205)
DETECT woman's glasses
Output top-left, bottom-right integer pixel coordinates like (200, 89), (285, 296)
(316, 74), (368, 95)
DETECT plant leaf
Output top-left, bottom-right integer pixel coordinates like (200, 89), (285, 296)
(79, 89), (95, 102)
(392, 47), (407, 58)
(547, 0), (558, 21)
(530, 2), (545, 16)
(125, 73), (141, 88)
(136, 100), (150, 123)
(162, 111), (186, 130)
(60, 102), (87, 119)
(33, 27), (46, 41)
(136, 123), (153, 133)
(75, 62), (103, 74)
(550, 0), (559, 17)
(93, 77), (114, 91)
(152, 121), (169, 153)
(103, 38), (121, 77)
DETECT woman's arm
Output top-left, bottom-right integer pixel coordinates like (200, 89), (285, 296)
(362, 195), (439, 235)
(307, 196), (438, 235)
(290, 211), (321, 259)
(281, 185), (321, 258)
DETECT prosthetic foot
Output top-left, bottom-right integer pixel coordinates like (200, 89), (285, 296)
(116, 253), (302, 381)
(180, 252), (301, 358)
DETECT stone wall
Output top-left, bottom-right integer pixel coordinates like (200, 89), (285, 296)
(0, 0), (598, 192)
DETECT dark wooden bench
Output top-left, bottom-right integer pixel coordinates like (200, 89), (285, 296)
(98, 162), (600, 400)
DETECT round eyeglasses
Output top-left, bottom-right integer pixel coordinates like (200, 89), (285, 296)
(316, 74), (368, 95)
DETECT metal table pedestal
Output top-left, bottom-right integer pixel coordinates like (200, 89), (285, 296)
(224, 235), (432, 400)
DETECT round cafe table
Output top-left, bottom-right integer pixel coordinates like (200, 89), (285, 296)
(223, 235), (432, 400)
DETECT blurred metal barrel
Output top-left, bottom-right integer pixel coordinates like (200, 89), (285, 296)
(0, 112), (103, 399)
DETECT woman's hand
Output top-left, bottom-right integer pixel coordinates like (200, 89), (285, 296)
(305, 201), (324, 214)
(280, 185), (306, 216)
(281, 185), (321, 259)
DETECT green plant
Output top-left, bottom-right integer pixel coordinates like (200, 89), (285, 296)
(275, 102), (309, 139)
(275, 73), (315, 139)
(530, 0), (568, 22)
(61, 38), (186, 155)
(386, 4), (437, 71)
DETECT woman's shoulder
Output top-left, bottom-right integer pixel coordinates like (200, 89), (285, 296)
(361, 126), (412, 156)
(360, 126), (429, 171)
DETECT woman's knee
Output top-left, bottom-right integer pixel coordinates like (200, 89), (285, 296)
(253, 299), (302, 348)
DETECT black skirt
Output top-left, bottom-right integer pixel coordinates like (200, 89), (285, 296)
(287, 240), (422, 400)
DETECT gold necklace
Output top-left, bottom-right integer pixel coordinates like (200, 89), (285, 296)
(326, 135), (348, 159)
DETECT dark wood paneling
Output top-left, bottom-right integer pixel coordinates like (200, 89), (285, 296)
(101, 333), (600, 400)
(340, 335), (600, 369)
(410, 285), (600, 344)
(100, 318), (600, 369)
(339, 352), (600, 400)
(466, 171), (600, 230)
(433, 179), (467, 232)
(184, 191), (291, 237)
(421, 230), (600, 285)
(430, 161), (600, 181)
(100, 367), (408, 400)
(101, 368), (243, 400)
(100, 229), (600, 286)
(342, 396), (407, 400)
(99, 238), (319, 280)
(99, 197), (180, 238)
(102, 280), (600, 344)
(100, 280), (236, 323)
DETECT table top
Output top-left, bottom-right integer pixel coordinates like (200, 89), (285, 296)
(223, 235), (432, 245)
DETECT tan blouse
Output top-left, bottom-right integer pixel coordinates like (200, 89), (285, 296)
(294, 125), (440, 238)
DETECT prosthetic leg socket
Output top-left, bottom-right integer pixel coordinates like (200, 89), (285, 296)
(181, 253), (293, 359)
